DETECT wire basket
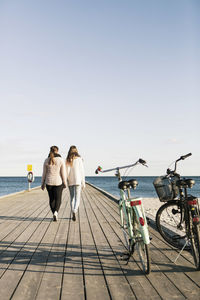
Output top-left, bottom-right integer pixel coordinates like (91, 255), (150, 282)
(153, 176), (179, 202)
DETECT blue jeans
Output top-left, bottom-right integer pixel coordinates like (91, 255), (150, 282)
(69, 185), (81, 213)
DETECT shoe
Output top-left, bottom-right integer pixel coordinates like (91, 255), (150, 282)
(53, 211), (58, 221)
(72, 212), (76, 221)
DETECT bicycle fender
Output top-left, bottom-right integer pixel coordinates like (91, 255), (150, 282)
(133, 206), (150, 244)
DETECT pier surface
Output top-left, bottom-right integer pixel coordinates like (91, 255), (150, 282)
(0, 184), (199, 300)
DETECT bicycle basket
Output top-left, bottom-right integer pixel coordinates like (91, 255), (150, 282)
(153, 176), (179, 202)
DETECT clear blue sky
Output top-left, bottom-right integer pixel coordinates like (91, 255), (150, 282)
(0, 0), (199, 176)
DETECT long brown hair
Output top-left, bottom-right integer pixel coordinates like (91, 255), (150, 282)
(66, 145), (80, 165)
(48, 145), (59, 165)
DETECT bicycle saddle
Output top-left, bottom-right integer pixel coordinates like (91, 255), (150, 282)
(176, 178), (195, 188)
(118, 179), (138, 190)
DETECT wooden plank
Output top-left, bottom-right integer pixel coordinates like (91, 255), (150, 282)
(11, 189), (70, 300)
(83, 189), (137, 300)
(0, 189), (49, 243)
(86, 189), (162, 300)
(28, 191), (70, 300)
(148, 226), (200, 287)
(79, 193), (111, 300)
(60, 205), (85, 300)
(0, 200), (47, 238)
(0, 205), (52, 299)
(10, 221), (51, 300)
(92, 184), (200, 282)
(0, 204), (50, 278)
(0, 184), (199, 300)
(86, 187), (198, 299)
(88, 185), (200, 297)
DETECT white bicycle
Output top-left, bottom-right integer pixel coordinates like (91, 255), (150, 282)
(96, 159), (151, 274)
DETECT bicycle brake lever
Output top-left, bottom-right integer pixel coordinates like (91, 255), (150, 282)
(167, 168), (171, 175)
(139, 158), (146, 164)
(139, 158), (148, 167)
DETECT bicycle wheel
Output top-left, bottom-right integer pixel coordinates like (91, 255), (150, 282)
(190, 221), (200, 270)
(156, 201), (190, 250)
(132, 211), (151, 274)
(120, 205), (131, 251)
(135, 241), (151, 274)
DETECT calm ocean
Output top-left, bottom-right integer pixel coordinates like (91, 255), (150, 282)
(0, 176), (200, 198)
(0, 177), (42, 197)
(86, 176), (200, 198)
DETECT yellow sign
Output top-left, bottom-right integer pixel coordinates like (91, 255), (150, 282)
(27, 165), (32, 171)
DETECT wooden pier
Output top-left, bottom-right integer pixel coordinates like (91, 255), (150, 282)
(0, 184), (199, 300)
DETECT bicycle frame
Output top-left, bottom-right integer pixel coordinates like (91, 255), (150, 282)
(97, 161), (150, 246)
(179, 184), (199, 238)
(166, 154), (197, 235)
(155, 153), (200, 269)
(157, 152), (194, 233)
(96, 159), (151, 273)
(119, 187), (150, 245)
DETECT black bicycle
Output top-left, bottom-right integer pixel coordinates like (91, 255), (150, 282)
(153, 153), (200, 270)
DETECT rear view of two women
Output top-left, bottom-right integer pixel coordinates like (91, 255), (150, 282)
(41, 145), (85, 221)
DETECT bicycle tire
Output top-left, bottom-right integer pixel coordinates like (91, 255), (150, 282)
(156, 201), (190, 250)
(132, 209), (151, 274)
(136, 241), (151, 274)
(120, 204), (131, 251)
(190, 220), (200, 270)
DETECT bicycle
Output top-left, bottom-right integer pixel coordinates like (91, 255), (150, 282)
(153, 153), (200, 269)
(95, 159), (151, 274)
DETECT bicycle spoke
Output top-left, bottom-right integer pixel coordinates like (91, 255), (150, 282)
(135, 241), (151, 274)
(156, 201), (190, 250)
(190, 222), (200, 269)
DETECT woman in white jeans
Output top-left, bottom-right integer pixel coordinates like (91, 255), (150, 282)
(66, 146), (85, 221)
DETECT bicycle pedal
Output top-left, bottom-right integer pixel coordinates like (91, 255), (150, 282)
(120, 252), (129, 257)
(120, 255), (129, 261)
(121, 256), (129, 261)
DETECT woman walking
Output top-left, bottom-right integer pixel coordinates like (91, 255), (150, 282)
(66, 145), (85, 221)
(41, 145), (67, 221)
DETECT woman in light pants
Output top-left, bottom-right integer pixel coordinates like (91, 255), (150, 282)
(66, 146), (85, 221)
(69, 185), (81, 215)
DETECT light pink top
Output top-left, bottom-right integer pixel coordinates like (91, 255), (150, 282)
(42, 157), (67, 186)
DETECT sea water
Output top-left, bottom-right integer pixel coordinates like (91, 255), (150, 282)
(0, 177), (42, 197)
(0, 176), (200, 198)
(86, 176), (200, 198)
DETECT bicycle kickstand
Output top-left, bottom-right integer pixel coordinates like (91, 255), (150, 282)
(120, 246), (135, 265)
(173, 239), (190, 264)
(120, 252), (133, 265)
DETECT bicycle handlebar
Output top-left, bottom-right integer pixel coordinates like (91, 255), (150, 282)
(95, 158), (147, 174)
(179, 153), (192, 161)
(167, 153), (192, 175)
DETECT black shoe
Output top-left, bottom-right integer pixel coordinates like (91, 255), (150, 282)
(72, 212), (76, 221)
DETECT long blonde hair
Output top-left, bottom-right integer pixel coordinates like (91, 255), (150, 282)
(48, 145), (59, 165)
(66, 145), (80, 165)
